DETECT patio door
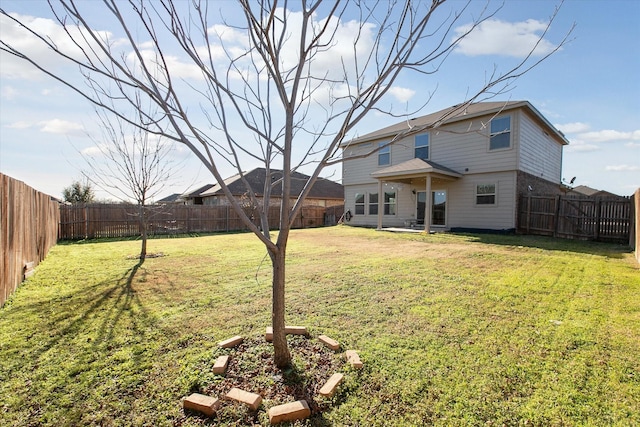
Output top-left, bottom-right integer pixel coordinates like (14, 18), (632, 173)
(431, 190), (446, 226)
(416, 191), (426, 224)
(417, 190), (446, 226)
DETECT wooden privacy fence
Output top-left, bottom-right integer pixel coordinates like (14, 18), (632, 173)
(1, 174), (59, 307)
(518, 194), (633, 243)
(59, 203), (343, 240)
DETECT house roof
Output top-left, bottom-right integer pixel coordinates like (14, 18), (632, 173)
(156, 193), (182, 203)
(200, 168), (344, 199)
(184, 183), (216, 198)
(343, 101), (570, 146)
(570, 185), (621, 198)
(371, 158), (462, 180)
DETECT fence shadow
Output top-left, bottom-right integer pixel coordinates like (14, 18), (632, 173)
(454, 231), (633, 259)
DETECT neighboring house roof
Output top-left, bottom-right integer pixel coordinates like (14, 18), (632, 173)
(371, 158), (462, 180)
(184, 183), (216, 198)
(570, 185), (621, 198)
(343, 100), (570, 146)
(156, 193), (182, 203)
(200, 168), (344, 199)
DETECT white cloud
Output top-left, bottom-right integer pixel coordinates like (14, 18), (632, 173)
(387, 86), (415, 103)
(453, 19), (558, 58)
(565, 138), (599, 152)
(578, 129), (640, 143)
(38, 119), (84, 135)
(604, 164), (640, 172)
(6, 120), (32, 129)
(555, 122), (590, 134)
(1, 85), (19, 100)
(131, 49), (205, 80)
(0, 12), (126, 80)
(80, 144), (106, 157)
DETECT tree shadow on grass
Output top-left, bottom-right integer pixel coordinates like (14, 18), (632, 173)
(1, 258), (154, 379)
(0, 258), (163, 423)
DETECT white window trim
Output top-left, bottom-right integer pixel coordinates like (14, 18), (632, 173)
(383, 190), (397, 216)
(489, 115), (512, 151)
(415, 133), (430, 160)
(355, 192), (365, 215)
(378, 142), (391, 166)
(475, 183), (497, 206)
(368, 192), (379, 216)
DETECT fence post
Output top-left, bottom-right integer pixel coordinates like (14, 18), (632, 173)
(525, 195), (531, 234)
(84, 205), (89, 239)
(553, 195), (561, 237)
(595, 199), (601, 241)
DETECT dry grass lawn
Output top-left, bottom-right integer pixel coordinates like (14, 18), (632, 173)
(0, 226), (638, 426)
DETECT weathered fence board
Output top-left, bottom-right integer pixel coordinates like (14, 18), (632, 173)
(1, 174), (59, 307)
(518, 194), (632, 243)
(59, 203), (342, 240)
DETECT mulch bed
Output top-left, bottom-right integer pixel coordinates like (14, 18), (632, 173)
(181, 335), (349, 425)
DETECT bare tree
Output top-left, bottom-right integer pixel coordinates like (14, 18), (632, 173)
(81, 104), (180, 262)
(0, 0), (571, 367)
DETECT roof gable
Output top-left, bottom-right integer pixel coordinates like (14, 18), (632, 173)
(345, 101), (569, 146)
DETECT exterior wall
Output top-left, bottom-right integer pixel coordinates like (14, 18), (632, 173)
(516, 171), (563, 196)
(446, 171), (517, 230)
(518, 111), (563, 183)
(430, 112), (518, 174)
(342, 141), (387, 186)
(344, 171), (517, 230)
(342, 111), (522, 186)
(344, 183), (412, 228)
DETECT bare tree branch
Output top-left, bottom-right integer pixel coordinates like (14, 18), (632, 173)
(0, 0), (572, 367)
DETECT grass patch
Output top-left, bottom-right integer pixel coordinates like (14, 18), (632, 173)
(1, 226), (638, 426)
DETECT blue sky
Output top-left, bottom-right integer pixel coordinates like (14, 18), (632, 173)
(1, 0), (638, 200)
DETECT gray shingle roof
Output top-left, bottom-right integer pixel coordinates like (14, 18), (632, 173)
(371, 158), (462, 179)
(200, 168), (343, 199)
(344, 101), (569, 146)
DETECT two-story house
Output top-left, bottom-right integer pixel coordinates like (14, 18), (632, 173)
(341, 101), (570, 232)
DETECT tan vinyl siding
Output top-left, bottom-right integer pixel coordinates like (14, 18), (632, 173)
(431, 113), (519, 174)
(342, 141), (390, 185)
(518, 112), (563, 183)
(344, 183), (410, 228)
(446, 171), (517, 230)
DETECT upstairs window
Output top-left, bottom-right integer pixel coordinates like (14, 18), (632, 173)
(355, 193), (365, 214)
(415, 133), (429, 160)
(476, 184), (496, 205)
(490, 116), (511, 150)
(378, 142), (390, 166)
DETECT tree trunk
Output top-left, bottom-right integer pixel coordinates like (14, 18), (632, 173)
(270, 245), (291, 368)
(139, 204), (147, 262)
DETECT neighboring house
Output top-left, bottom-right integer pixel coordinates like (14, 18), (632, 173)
(567, 185), (622, 199)
(156, 193), (184, 204)
(190, 168), (344, 207)
(341, 101), (570, 232)
(181, 184), (216, 205)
